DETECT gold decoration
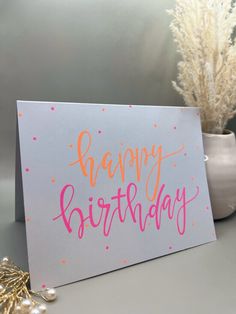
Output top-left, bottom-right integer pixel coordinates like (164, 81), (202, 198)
(0, 256), (57, 313)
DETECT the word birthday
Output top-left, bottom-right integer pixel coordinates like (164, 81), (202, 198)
(53, 182), (200, 239)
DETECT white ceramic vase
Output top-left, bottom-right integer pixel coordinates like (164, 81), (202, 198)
(203, 130), (236, 219)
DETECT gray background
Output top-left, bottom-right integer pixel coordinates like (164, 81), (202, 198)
(1, 0), (236, 179)
(0, 1), (236, 313)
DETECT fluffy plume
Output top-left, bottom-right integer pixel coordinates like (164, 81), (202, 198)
(168, 0), (236, 134)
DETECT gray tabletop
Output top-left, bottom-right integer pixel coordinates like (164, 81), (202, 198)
(0, 179), (236, 314)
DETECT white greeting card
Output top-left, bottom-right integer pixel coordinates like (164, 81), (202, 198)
(16, 101), (216, 290)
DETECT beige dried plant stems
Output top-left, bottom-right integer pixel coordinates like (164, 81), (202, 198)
(168, 0), (236, 134)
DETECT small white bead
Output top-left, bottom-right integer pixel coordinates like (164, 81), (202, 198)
(21, 298), (32, 310)
(38, 304), (47, 313)
(44, 288), (57, 301)
(30, 308), (41, 314)
(1, 256), (11, 265)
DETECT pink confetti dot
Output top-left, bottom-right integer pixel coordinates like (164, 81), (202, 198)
(129, 105), (132, 108)
(102, 108), (106, 112)
(26, 217), (31, 222)
(60, 259), (67, 265)
(98, 130), (102, 134)
(32, 136), (37, 141)
(41, 284), (46, 289)
(105, 245), (109, 251)
(25, 168), (30, 172)
(169, 246), (173, 250)
(172, 163), (177, 168)
(51, 106), (55, 111)
(173, 126), (177, 130)
(184, 152), (187, 157)
(153, 123), (158, 128)
(122, 259), (128, 264)
(206, 206), (209, 210)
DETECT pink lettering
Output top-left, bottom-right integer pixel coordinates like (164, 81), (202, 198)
(53, 182), (200, 239)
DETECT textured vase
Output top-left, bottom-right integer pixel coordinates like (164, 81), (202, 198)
(203, 130), (236, 219)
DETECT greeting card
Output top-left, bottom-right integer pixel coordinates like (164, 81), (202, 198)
(16, 101), (216, 290)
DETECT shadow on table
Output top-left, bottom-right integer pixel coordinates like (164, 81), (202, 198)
(0, 221), (28, 271)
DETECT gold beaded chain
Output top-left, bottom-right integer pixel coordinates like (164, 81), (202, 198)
(0, 257), (57, 314)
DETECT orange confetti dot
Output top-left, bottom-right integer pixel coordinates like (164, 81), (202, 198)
(26, 217), (31, 222)
(153, 123), (158, 128)
(18, 112), (23, 117)
(172, 163), (177, 168)
(51, 177), (56, 183)
(85, 224), (90, 228)
(60, 259), (67, 265)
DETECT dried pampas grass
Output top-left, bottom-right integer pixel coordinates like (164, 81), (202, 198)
(168, 0), (236, 134)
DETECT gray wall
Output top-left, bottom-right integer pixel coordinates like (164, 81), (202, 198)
(0, 0), (235, 179)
